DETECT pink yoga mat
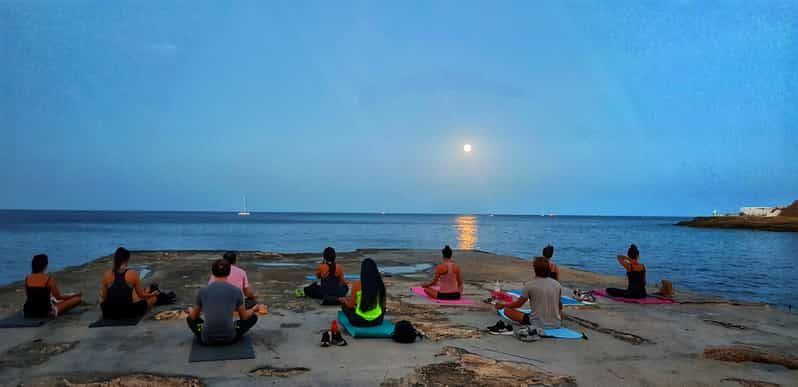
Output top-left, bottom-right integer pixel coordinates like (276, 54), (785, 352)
(591, 289), (675, 304)
(410, 287), (475, 305)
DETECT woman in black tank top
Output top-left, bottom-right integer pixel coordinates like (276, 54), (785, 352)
(300, 247), (349, 303)
(100, 248), (159, 319)
(606, 244), (647, 299)
(24, 254), (82, 318)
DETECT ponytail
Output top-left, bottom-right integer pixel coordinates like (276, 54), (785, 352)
(323, 247), (336, 278)
(113, 247), (130, 273)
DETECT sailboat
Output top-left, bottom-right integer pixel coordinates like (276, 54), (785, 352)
(238, 196), (251, 216)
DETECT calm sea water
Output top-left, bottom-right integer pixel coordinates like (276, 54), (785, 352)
(1, 211), (796, 308)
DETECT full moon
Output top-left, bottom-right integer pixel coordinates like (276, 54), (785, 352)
(463, 144), (472, 153)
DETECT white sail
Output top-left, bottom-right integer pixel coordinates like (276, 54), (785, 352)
(238, 196), (250, 216)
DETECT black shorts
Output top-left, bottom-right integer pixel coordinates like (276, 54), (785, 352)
(437, 292), (461, 300)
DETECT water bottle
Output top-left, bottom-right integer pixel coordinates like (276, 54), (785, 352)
(492, 280), (501, 301)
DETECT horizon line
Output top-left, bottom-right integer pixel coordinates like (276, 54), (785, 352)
(0, 208), (694, 218)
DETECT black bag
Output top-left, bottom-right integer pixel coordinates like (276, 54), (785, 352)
(392, 320), (421, 343)
(155, 291), (177, 306)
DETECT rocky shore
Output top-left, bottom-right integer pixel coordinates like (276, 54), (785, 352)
(676, 216), (798, 232)
(0, 249), (796, 386)
(677, 200), (798, 232)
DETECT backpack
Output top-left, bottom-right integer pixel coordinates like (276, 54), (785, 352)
(392, 320), (421, 343)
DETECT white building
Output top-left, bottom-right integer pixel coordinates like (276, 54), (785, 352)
(740, 207), (782, 217)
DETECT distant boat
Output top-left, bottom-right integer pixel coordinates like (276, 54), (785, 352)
(238, 196), (251, 216)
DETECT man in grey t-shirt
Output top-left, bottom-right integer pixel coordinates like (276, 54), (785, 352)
(187, 259), (258, 345)
(490, 257), (563, 334)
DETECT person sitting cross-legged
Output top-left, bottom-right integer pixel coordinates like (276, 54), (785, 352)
(208, 251), (257, 309)
(420, 245), (463, 300)
(297, 247), (349, 303)
(338, 258), (385, 327)
(188, 259), (258, 345)
(100, 247), (159, 320)
(24, 254), (82, 318)
(488, 257), (562, 335)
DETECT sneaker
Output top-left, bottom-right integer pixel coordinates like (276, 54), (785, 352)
(320, 331), (331, 347)
(516, 326), (542, 342)
(572, 289), (595, 303)
(295, 288), (305, 297)
(331, 331), (347, 346)
(487, 320), (514, 335)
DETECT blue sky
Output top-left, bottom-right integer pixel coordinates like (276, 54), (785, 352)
(2, 1), (796, 216)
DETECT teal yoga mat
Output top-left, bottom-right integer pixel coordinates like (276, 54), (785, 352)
(497, 309), (583, 340)
(305, 274), (359, 281)
(336, 311), (394, 338)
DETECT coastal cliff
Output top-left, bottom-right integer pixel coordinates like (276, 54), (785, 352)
(677, 200), (798, 232)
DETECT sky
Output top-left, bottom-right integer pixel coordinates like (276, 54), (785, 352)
(1, 1), (796, 216)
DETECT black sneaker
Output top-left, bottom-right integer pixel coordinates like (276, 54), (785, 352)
(320, 331), (331, 347)
(487, 320), (514, 335)
(516, 326), (542, 342)
(331, 331), (347, 346)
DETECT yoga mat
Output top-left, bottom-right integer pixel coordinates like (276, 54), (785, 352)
(305, 274), (359, 281)
(336, 311), (394, 338)
(591, 289), (675, 305)
(496, 309), (583, 340)
(89, 313), (145, 328)
(507, 290), (592, 306)
(410, 287), (475, 305)
(0, 311), (52, 328)
(188, 335), (255, 362)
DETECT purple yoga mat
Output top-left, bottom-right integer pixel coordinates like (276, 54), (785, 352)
(591, 289), (676, 304)
(410, 287), (475, 305)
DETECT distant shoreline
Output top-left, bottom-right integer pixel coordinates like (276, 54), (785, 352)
(676, 216), (798, 232)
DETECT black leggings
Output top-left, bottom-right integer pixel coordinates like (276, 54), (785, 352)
(186, 315), (258, 344)
(101, 300), (148, 320)
(341, 305), (384, 327)
(436, 292), (461, 300)
(605, 288), (646, 299)
(304, 282), (349, 300)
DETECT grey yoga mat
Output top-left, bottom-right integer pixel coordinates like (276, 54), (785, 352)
(89, 313), (145, 328)
(188, 335), (256, 362)
(0, 311), (52, 328)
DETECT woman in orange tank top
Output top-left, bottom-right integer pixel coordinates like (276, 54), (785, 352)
(421, 245), (463, 300)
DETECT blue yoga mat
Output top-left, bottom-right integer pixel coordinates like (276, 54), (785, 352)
(497, 309), (583, 340)
(508, 290), (587, 306)
(336, 311), (394, 338)
(305, 274), (359, 281)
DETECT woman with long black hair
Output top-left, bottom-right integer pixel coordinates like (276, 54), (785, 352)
(99, 247), (160, 319)
(339, 258), (385, 326)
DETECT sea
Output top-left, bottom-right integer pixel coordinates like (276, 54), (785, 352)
(1, 210), (796, 309)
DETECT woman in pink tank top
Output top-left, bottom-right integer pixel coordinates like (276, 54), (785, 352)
(421, 245), (463, 300)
